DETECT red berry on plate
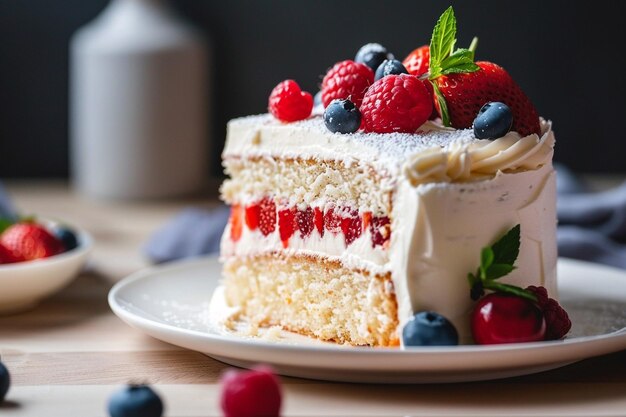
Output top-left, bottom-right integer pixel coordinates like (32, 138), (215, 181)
(0, 242), (23, 264)
(321, 60), (374, 108)
(472, 293), (546, 344)
(340, 208), (362, 246)
(526, 285), (572, 340)
(258, 197), (277, 236)
(434, 61), (540, 136)
(296, 206), (314, 239)
(277, 206), (296, 248)
(0, 223), (64, 261)
(360, 74), (433, 133)
(220, 365), (282, 417)
(229, 205), (244, 242)
(268, 80), (313, 122)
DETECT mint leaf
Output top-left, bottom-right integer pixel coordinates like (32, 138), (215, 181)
(485, 263), (515, 280)
(0, 218), (14, 234)
(483, 282), (537, 302)
(431, 81), (450, 126)
(491, 224), (521, 266)
(429, 6), (457, 78)
(480, 247), (494, 278)
(440, 49), (480, 75)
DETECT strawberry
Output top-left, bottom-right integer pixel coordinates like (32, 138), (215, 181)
(245, 202), (260, 231)
(403, 45), (430, 77)
(0, 223), (64, 261)
(369, 216), (391, 248)
(0, 242), (23, 264)
(425, 7), (540, 136)
(258, 197), (277, 236)
(434, 61), (540, 136)
(296, 207), (314, 239)
(278, 206), (296, 248)
(323, 206), (342, 234)
(229, 205), (244, 242)
(340, 210), (362, 246)
(313, 207), (324, 237)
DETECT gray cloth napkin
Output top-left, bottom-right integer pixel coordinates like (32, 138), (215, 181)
(143, 166), (626, 267)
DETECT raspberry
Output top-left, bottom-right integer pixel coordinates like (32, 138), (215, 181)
(360, 74), (433, 133)
(268, 80), (313, 122)
(323, 206), (342, 234)
(258, 197), (276, 236)
(220, 365), (282, 417)
(296, 207), (314, 239)
(321, 60), (374, 108)
(369, 216), (391, 248)
(339, 208), (362, 246)
(526, 286), (572, 340)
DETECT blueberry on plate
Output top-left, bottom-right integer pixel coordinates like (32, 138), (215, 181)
(402, 311), (459, 346)
(108, 384), (163, 417)
(374, 59), (408, 81)
(1, 361), (10, 403)
(54, 226), (79, 252)
(323, 99), (361, 134)
(355, 43), (394, 71)
(473, 102), (513, 139)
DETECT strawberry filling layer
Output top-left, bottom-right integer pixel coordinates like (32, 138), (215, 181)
(228, 198), (390, 250)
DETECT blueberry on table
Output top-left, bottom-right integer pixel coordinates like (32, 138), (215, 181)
(108, 384), (163, 417)
(0, 361), (10, 403)
(374, 59), (408, 81)
(402, 311), (459, 346)
(355, 43), (393, 71)
(323, 99), (361, 134)
(54, 226), (79, 251)
(473, 102), (513, 139)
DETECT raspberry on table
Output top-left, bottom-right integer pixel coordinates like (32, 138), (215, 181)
(268, 80), (313, 122)
(526, 285), (572, 340)
(321, 60), (374, 108)
(360, 74), (433, 133)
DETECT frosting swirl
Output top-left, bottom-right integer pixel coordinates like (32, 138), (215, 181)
(404, 120), (555, 185)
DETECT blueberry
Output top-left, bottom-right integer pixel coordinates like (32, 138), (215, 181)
(0, 361), (10, 403)
(323, 99), (361, 134)
(374, 59), (408, 81)
(473, 102), (513, 139)
(355, 43), (394, 71)
(108, 384), (163, 417)
(54, 227), (78, 252)
(402, 311), (459, 346)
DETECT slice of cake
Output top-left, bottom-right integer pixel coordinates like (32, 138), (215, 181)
(218, 7), (568, 346)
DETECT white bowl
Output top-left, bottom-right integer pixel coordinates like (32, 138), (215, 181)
(0, 224), (93, 314)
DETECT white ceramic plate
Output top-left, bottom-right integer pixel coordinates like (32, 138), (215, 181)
(109, 256), (626, 383)
(0, 223), (93, 314)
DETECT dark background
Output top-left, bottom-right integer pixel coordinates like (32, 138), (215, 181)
(1, 0), (625, 178)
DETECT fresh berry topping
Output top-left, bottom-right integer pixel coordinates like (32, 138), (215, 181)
(435, 62), (540, 136)
(402, 311), (459, 346)
(278, 206), (296, 248)
(355, 43), (394, 71)
(0, 361), (10, 403)
(220, 365), (282, 417)
(374, 59), (408, 81)
(245, 202), (260, 231)
(472, 293), (546, 344)
(402, 45), (430, 77)
(54, 226), (79, 252)
(369, 216), (390, 248)
(0, 242), (22, 264)
(321, 60), (374, 108)
(340, 208), (362, 246)
(0, 223), (64, 261)
(296, 207), (314, 239)
(258, 197), (277, 236)
(473, 101), (513, 139)
(323, 99), (361, 134)
(361, 74), (432, 133)
(108, 384), (163, 417)
(313, 207), (324, 237)
(268, 80), (313, 122)
(323, 206), (342, 234)
(229, 205), (243, 242)
(526, 285), (571, 340)
(362, 211), (372, 232)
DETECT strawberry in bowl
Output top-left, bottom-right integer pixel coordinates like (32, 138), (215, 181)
(0, 218), (92, 314)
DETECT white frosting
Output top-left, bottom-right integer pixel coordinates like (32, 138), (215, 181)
(220, 115), (558, 343)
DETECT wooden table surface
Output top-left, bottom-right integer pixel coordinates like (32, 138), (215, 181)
(1, 181), (626, 416)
